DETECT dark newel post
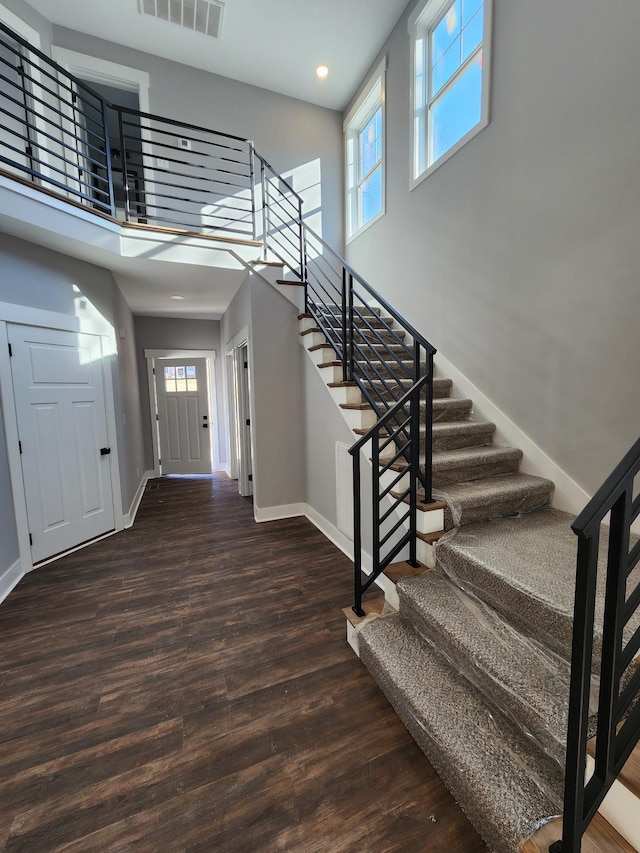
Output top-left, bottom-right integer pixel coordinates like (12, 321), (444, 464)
(372, 431), (381, 587)
(249, 145), (257, 241)
(352, 451), (364, 616)
(298, 198), (305, 282)
(261, 159), (268, 261)
(341, 268), (348, 382)
(348, 274), (355, 380)
(424, 350), (434, 503)
(553, 532), (600, 853)
(408, 341), (420, 568)
(594, 489), (631, 787)
(117, 109), (130, 222)
(102, 101), (116, 218)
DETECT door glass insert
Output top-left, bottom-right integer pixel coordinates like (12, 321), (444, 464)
(164, 364), (198, 392)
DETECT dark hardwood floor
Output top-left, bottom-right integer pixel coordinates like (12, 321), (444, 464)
(0, 474), (487, 852)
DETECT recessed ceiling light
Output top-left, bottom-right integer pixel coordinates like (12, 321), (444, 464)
(170, 295), (185, 300)
(316, 65), (329, 79)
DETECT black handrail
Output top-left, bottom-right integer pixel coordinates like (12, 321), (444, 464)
(550, 436), (640, 852)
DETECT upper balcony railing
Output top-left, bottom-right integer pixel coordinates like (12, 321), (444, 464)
(0, 21), (305, 278)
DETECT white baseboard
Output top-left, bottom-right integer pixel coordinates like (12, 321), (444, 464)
(123, 469), (154, 528)
(254, 502), (307, 523)
(0, 558), (23, 605)
(221, 464), (232, 477)
(435, 351), (590, 517)
(304, 504), (373, 577)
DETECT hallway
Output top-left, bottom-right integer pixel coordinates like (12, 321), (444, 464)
(0, 474), (485, 851)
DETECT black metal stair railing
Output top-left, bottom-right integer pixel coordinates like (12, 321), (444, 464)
(301, 227), (437, 613)
(550, 436), (640, 852)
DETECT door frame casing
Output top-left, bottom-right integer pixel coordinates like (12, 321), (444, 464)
(0, 300), (124, 575)
(225, 327), (255, 498)
(145, 349), (218, 476)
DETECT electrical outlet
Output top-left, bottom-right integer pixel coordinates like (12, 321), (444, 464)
(178, 138), (192, 151)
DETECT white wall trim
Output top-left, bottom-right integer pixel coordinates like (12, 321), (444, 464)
(0, 7), (41, 46)
(435, 350), (591, 516)
(254, 502), (306, 523)
(49, 47), (150, 109)
(0, 558), (23, 607)
(123, 469), (154, 528)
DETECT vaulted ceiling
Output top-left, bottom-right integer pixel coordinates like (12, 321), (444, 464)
(26, 0), (408, 110)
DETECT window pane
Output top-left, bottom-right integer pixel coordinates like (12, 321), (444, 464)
(165, 379), (176, 393)
(359, 108), (382, 178)
(176, 366), (186, 379)
(432, 0), (461, 59)
(430, 51), (483, 164)
(432, 40), (462, 97)
(462, 8), (483, 61)
(176, 379), (187, 392)
(186, 365), (196, 378)
(462, 0), (482, 26)
(359, 165), (382, 226)
(187, 379), (198, 391)
(164, 366), (175, 379)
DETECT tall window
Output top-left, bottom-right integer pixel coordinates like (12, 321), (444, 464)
(410, 0), (492, 185)
(345, 59), (386, 240)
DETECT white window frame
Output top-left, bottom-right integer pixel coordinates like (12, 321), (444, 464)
(344, 57), (387, 242)
(409, 0), (493, 189)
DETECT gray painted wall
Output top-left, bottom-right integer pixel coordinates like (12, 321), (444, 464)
(51, 26), (345, 253)
(303, 356), (358, 530)
(221, 274), (306, 512)
(0, 233), (146, 517)
(0, 0), (53, 47)
(346, 0), (640, 494)
(134, 315), (226, 471)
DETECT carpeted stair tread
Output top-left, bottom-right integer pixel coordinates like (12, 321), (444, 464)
(432, 418), (496, 450)
(434, 472), (554, 527)
(358, 613), (562, 853)
(397, 570), (574, 765)
(435, 508), (640, 661)
(432, 444), (523, 485)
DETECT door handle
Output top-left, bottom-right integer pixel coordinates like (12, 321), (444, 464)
(100, 447), (111, 456)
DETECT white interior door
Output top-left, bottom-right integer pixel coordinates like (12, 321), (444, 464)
(8, 324), (115, 563)
(156, 357), (212, 475)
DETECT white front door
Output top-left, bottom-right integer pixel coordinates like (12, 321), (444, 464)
(155, 357), (212, 475)
(8, 324), (115, 563)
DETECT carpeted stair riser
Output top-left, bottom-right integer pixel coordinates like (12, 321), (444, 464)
(431, 445), (523, 486)
(436, 473), (554, 529)
(364, 377), (452, 402)
(396, 570), (581, 766)
(434, 508), (640, 669)
(432, 419), (496, 451)
(355, 359), (425, 381)
(358, 613), (563, 853)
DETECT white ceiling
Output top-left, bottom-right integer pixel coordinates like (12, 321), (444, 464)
(26, 0), (408, 111)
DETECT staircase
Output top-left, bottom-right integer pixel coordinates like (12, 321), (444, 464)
(300, 305), (640, 853)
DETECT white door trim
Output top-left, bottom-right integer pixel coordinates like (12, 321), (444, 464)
(225, 327), (255, 498)
(144, 348), (219, 475)
(0, 300), (124, 574)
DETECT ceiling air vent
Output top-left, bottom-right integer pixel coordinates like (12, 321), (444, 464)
(139, 0), (225, 39)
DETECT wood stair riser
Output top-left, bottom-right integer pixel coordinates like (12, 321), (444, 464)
(340, 406), (377, 432)
(328, 385), (363, 406)
(301, 330), (327, 349)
